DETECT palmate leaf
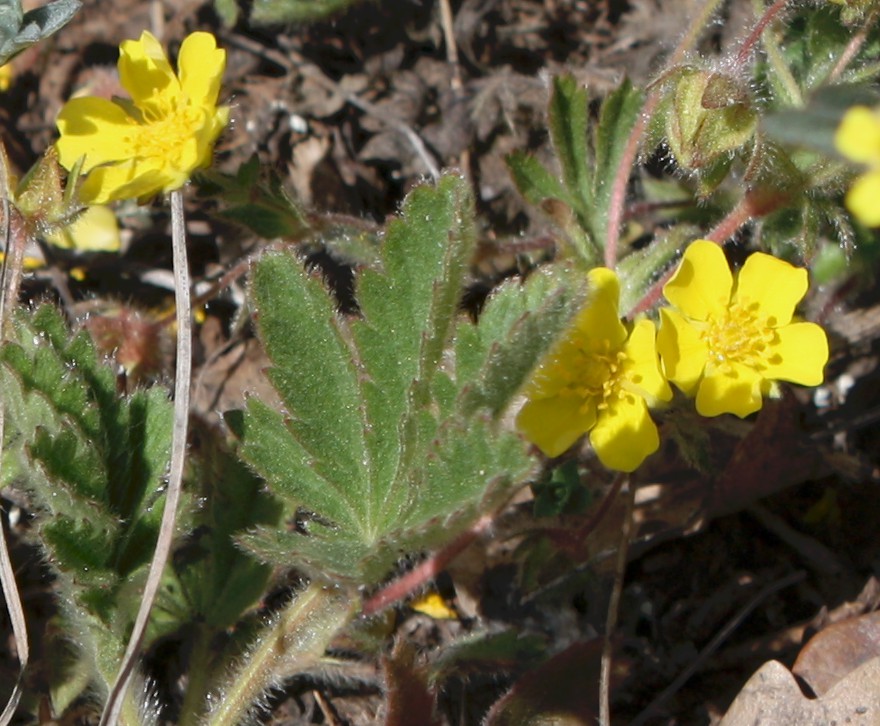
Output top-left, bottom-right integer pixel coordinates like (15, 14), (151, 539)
(239, 174), (584, 586)
(0, 304), (174, 689)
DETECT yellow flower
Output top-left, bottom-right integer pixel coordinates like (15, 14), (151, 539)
(55, 31), (228, 204)
(657, 240), (828, 418)
(834, 105), (880, 227)
(517, 268), (671, 472)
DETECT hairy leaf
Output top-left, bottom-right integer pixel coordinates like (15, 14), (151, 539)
(239, 175), (568, 586)
(0, 304), (174, 698)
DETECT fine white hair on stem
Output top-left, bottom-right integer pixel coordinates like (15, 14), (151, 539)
(99, 189), (192, 726)
(0, 142), (29, 726)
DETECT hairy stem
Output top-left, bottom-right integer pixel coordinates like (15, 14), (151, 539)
(100, 191), (192, 726)
(747, 0), (801, 106)
(177, 626), (214, 726)
(604, 0), (725, 267)
(206, 583), (354, 726)
(827, 6), (879, 83)
(737, 0), (792, 67)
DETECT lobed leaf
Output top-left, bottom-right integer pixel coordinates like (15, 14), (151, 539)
(0, 304), (174, 701)
(239, 174), (568, 587)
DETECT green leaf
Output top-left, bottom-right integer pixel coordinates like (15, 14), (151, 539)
(351, 175), (476, 520)
(548, 75), (592, 224)
(457, 268), (585, 418)
(213, 0), (239, 25)
(591, 79), (643, 248)
(762, 84), (880, 158)
(0, 304), (174, 699)
(195, 158), (312, 240)
(506, 150), (571, 209)
(0, 0), (80, 65)
(239, 174), (555, 586)
(250, 251), (370, 506)
(167, 431), (276, 630)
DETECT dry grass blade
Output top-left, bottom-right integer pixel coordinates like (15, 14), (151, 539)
(99, 190), (192, 726)
(0, 142), (29, 726)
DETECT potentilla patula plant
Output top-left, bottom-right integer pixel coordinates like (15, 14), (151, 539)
(516, 267), (671, 472)
(657, 240), (829, 418)
(56, 30), (228, 203)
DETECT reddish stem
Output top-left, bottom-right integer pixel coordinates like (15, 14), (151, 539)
(361, 515), (494, 617)
(735, 0), (792, 67)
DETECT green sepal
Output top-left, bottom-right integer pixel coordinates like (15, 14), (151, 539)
(664, 67), (757, 173)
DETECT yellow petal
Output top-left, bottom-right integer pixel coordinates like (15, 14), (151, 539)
(56, 98), (136, 172)
(734, 252), (808, 326)
(517, 395), (596, 458)
(657, 307), (708, 395)
(835, 106), (880, 166)
(118, 30), (180, 110)
(846, 170), (880, 227)
(79, 160), (172, 205)
(178, 32), (225, 108)
(696, 362), (763, 417)
(590, 396), (659, 472)
(763, 322), (828, 386)
(664, 240), (732, 321)
(623, 318), (672, 403)
(575, 267), (626, 351)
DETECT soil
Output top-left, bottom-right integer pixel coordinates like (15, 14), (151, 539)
(2, 0), (880, 724)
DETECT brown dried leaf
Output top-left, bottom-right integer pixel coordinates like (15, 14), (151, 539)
(794, 611), (880, 697)
(720, 658), (880, 725)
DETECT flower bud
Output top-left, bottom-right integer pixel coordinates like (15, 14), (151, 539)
(664, 68), (758, 179)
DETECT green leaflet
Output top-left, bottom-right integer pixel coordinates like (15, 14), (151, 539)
(506, 76), (643, 266)
(456, 268), (586, 419)
(0, 0), (80, 66)
(592, 78), (644, 248)
(239, 175), (582, 586)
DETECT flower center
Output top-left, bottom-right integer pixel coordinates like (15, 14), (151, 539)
(702, 299), (778, 372)
(128, 100), (202, 164)
(547, 338), (635, 413)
